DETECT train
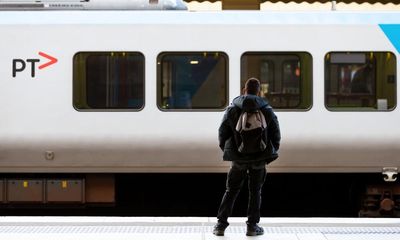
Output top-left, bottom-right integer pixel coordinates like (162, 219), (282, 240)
(0, 0), (400, 216)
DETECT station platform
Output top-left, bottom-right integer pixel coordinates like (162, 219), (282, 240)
(0, 217), (399, 240)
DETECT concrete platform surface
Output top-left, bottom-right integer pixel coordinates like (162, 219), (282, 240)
(0, 217), (399, 240)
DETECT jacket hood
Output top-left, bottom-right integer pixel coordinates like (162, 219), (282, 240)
(232, 95), (269, 112)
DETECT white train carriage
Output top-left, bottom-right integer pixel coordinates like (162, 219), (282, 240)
(0, 2), (400, 213)
(1, 10), (399, 173)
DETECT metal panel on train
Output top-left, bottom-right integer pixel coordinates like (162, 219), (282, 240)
(46, 179), (84, 203)
(0, 180), (3, 203)
(6, 179), (44, 203)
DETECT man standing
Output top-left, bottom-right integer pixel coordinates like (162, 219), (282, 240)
(214, 78), (281, 236)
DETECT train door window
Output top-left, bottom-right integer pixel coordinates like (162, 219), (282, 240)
(325, 52), (396, 111)
(157, 52), (228, 110)
(241, 52), (312, 110)
(73, 52), (144, 110)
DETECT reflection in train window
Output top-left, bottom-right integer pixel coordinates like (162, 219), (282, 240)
(325, 52), (396, 111)
(73, 52), (144, 110)
(241, 52), (312, 110)
(157, 52), (228, 110)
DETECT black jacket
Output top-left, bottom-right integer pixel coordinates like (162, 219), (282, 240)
(218, 95), (281, 164)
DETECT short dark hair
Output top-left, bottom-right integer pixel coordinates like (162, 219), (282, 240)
(244, 78), (260, 95)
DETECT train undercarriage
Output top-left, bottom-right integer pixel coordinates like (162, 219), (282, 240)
(0, 172), (398, 217)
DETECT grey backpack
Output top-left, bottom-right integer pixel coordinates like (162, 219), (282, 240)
(235, 110), (267, 154)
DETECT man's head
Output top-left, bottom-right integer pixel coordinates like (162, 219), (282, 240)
(243, 78), (261, 95)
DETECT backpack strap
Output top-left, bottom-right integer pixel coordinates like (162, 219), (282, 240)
(235, 112), (246, 132)
(258, 111), (267, 129)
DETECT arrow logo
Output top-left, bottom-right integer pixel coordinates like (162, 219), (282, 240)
(38, 51), (58, 70)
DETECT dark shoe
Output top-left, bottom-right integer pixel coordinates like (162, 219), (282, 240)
(246, 223), (264, 236)
(213, 222), (228, 236)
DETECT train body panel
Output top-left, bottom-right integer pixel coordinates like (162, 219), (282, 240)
(0, 12), (400, 173)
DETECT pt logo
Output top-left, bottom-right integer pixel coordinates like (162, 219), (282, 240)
(12, 52), (58, 78)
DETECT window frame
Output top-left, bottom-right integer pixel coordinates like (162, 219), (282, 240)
(324, 51), (397, 112)
(240, 51), (313, 112)
(73, 51), (145, 112)
(156, 51), (229, 112)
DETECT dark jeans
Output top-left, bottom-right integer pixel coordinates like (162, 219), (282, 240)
(217, 161), (266, 225)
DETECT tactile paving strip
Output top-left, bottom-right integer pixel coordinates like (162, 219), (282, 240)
(0, 225), (400, 234)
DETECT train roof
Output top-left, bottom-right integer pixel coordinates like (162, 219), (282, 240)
(0, 11), (400, 25)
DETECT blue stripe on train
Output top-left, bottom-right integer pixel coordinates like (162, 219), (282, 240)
(380, 24), (400, 54)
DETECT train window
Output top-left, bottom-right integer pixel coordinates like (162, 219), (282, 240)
(73, 52), (144, 110)
(241, 52), (312, 110)
(157, 52), (228, 110)
(325, 52), (396, 111)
